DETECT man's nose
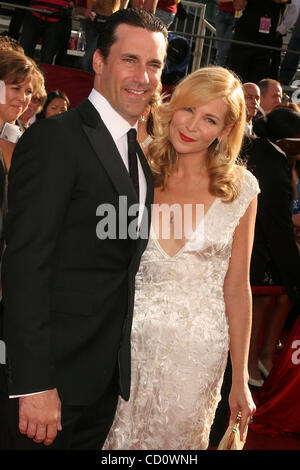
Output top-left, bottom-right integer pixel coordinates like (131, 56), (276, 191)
(133, 64), (150, 84)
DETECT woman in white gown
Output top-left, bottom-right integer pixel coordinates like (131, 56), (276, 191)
(104, 66), (258, 450)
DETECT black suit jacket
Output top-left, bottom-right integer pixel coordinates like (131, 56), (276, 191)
(0, 99), (153, 405)
(247, 137), (300, 306)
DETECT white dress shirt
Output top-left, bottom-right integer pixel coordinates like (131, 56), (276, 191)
(277, 0), (300, 35)
(245, 121), (253, 135)
(258, 106), (266, 117)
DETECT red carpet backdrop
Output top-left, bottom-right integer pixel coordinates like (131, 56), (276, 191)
(41, 64), (94, 108)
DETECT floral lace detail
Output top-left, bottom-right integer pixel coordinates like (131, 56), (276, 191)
(103, 170), (260, 450)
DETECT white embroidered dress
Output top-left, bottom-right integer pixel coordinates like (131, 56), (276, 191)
(103, 170), (259, 450)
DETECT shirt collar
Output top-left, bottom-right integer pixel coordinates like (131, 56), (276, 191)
(268, 139), (287, 158)
(258, 106), (266, 117)
(88, 88), (138, 141)
(245, 121), (253, 135)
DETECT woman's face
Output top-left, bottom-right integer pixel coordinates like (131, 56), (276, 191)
(45, 97), (68, 118)
(0, 76), (33, 124)
(169, 97), (231, 158)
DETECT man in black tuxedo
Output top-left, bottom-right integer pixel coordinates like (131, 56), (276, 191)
(0, 8), (167, 450)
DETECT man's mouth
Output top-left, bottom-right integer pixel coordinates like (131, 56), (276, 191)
(126, 89), (147, 96)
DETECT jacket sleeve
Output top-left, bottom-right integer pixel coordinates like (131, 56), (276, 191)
(2, 117), (77, 395)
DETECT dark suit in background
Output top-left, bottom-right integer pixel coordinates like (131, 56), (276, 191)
(247, 137), (300, 305)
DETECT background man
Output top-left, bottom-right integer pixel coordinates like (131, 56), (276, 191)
(243, 82), (261, 135)
(254, 78), (282, 122)
(227, 0), (288, 83)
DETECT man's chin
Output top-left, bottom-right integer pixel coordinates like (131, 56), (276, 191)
(123, 106), (150, 125)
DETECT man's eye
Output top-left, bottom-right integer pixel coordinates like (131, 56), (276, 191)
(150, 63), (161, 70)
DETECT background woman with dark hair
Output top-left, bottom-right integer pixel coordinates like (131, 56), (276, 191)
(37, 89), (70, 119)
(247, 107), (300, 388)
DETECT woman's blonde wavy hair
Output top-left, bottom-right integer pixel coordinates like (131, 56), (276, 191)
(148, 66), (246, 202)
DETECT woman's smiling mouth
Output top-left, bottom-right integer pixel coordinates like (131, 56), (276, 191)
(179, 131), (196, 143)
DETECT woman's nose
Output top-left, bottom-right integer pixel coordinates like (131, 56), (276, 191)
(186, 116), (199, 131)
(17, 90), (27, 103)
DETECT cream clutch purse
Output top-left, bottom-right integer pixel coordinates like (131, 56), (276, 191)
(217, 413), (245, 450)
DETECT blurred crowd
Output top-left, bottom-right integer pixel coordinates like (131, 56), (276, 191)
(2, 0), (300, 87)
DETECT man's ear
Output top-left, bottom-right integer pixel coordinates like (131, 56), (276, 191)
(92, 49), (105, 75)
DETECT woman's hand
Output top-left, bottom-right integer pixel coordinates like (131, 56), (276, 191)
(228, 382), (256, 442)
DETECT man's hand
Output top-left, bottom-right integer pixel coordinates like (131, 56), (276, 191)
(18, 389), (62, 446)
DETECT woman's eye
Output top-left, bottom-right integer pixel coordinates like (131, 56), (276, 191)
(207, 118), (216, 125)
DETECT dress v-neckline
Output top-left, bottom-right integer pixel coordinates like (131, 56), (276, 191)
(151, 197), (219, 259)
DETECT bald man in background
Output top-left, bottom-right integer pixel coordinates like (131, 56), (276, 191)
(243, 82), (261, 135)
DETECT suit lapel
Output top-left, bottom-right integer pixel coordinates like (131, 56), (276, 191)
(77, 99), (153, 245)
(78, 99), (138, 209)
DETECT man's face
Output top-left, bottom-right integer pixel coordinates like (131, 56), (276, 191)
(19, 94), (43, 124)
(93, 24), (166, 125)
(243, 83), (260, 120)
(260, 83), (282, 113)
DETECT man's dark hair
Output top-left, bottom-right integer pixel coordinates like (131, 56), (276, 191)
(97, 8), (168, 60)
(255, 107), (300, 142)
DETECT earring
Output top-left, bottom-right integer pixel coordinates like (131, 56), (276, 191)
(139, 115), (147, 123)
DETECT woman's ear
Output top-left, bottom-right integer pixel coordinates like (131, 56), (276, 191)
(219, 124), (234, 142)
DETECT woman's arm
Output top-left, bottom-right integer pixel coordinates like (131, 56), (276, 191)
(223, 196), (257, 441)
